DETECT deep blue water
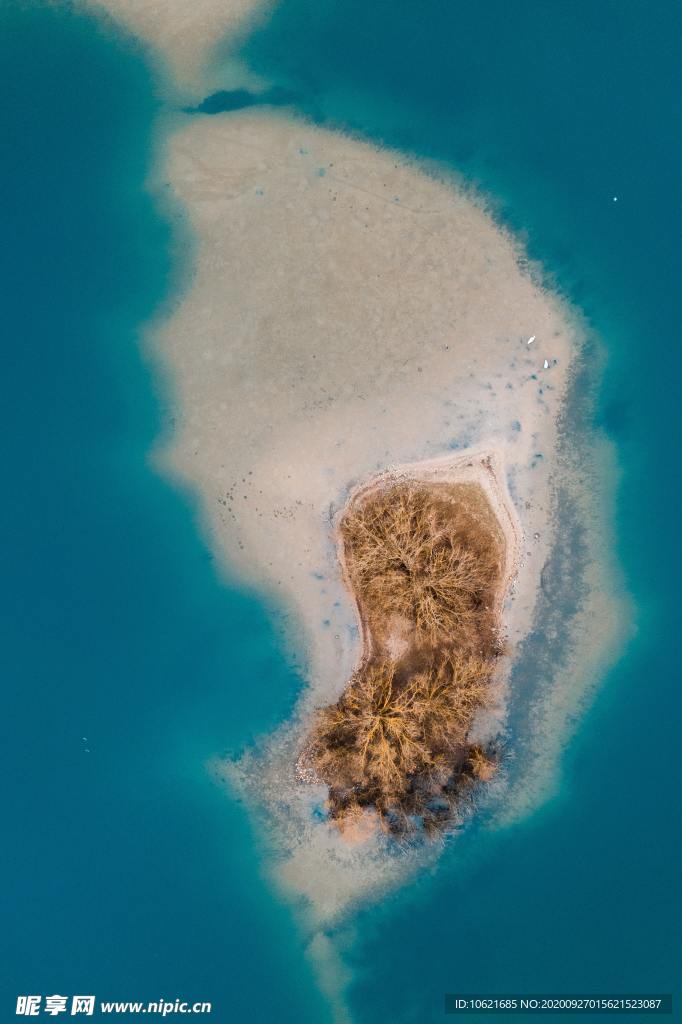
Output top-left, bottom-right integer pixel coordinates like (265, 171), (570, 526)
(2, 1), (680, 1023)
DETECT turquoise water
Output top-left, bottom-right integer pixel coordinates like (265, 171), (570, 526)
(2, 2), (680, 1023)
(0, 6), (327, 1021)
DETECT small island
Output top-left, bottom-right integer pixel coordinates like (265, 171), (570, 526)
(301, 463), (512, 836)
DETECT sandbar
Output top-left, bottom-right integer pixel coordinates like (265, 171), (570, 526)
(78, 0), (626, 926)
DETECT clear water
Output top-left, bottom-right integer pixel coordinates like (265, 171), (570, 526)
(2, 1), (680, 1021)
(0, 5), (327, 1020)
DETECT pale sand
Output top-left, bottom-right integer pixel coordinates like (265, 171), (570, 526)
(138, 108), (627, 922)
(151, 109), (575, 710)
(81, 0), (627, 926)
(84, 0), (272, 94)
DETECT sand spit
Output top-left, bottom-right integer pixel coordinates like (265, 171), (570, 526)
(83, 0), (271, 94)
(137, 106), (616, 919)
(74, 0), (625, 911)
(150, 110), (577, 720)
(222, 453), (526, 920)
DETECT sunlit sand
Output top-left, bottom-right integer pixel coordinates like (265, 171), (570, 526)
(152, 108), (575, 710)
(151, 108), (622, 918)
(85, 0), (627, 931)
(85, 0), (272, 92)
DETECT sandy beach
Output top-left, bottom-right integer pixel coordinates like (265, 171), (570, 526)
(146, 107), (583, 919)
(154, 106), (629, 919)
(83, 0), (626, 928)
(151, 109), (576, 715)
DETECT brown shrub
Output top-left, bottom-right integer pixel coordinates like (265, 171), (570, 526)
(310, 653), (495, 832)
(310, 661), (424, 797)
(411, 653), (493, 752)
(466, 744), (498, 782)
(342, 485), (500, 649)
(307, 482), (503, 835)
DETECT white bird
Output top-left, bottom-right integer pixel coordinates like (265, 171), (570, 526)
(527, 335), (536, 346)
(543, 359), (549, 369)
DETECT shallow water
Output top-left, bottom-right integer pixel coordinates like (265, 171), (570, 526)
(3, 1), (680, 1021)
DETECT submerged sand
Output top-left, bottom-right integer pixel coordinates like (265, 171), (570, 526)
(85, 0), (272, 93)
(84, 0), (627, 932)
(154, 110), (576, 708)
(148, 108), (616, 919)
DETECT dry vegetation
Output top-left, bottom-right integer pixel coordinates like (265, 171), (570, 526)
(343, 486), (500, 651)
(304, 482), (506, 837)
